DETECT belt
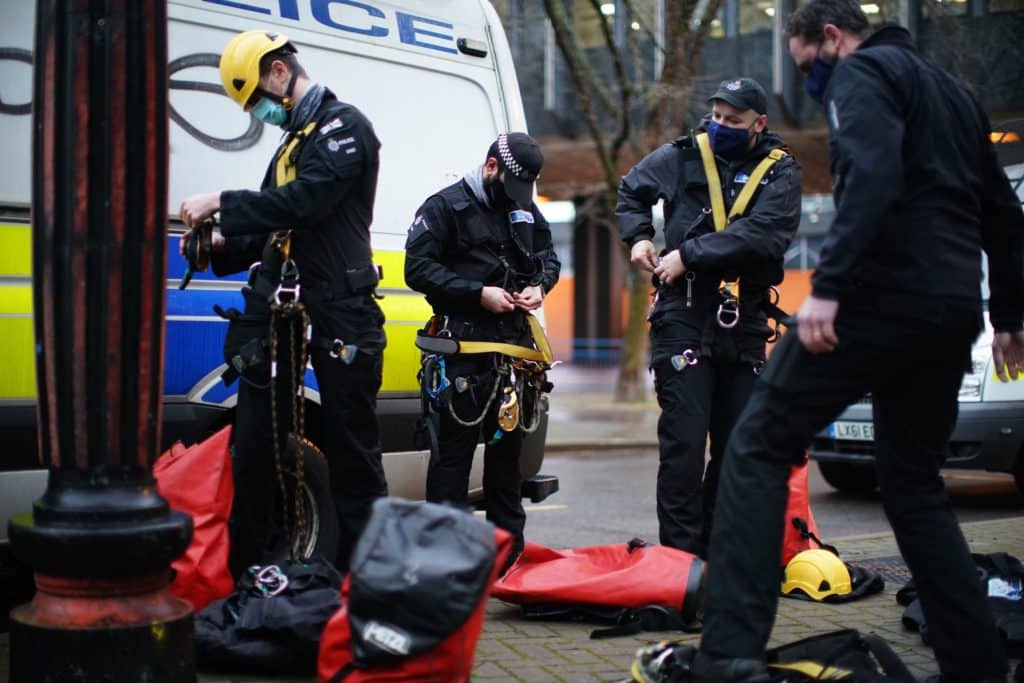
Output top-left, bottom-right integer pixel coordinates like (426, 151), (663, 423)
(416, 313), (553, 364)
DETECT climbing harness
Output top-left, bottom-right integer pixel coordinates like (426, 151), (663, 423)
(694, 132), (787, 328)
(415, 313), (554, 452)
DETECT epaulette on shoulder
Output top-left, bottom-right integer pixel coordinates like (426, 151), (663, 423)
(669, 135), (694, 149)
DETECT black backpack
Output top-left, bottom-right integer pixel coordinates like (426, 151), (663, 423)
(627, 629), (915, 682)
(194, 556), (342, 673)
(898, 552), (1024, 658)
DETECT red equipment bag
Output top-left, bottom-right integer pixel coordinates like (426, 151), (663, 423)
(317, 503), (513, 683)
(782, 456), (823, 567)
(154, 425), (235, 611)
(491, 539), (704, 638)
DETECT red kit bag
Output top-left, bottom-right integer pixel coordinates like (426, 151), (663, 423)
(317, 499), (512, 683)
(781, 456), (824, 566)
(154, 425), (234, 611)
(491, 539), (704, 637)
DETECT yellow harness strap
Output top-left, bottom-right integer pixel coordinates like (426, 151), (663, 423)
(694, 133), (787, 300)
(454, 314), (554, 365)
(274, 121), (319, 187)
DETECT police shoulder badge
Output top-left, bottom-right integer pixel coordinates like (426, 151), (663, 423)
(508, 209), (534, 224)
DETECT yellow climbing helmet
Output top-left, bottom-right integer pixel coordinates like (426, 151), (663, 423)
(781, 549), (852, 601)
(219, 30), (293, 108)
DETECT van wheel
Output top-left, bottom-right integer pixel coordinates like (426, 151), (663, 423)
(273, 434), (339, 562)
(818, 461), (877, 495)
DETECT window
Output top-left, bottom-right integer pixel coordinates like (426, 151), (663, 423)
(740, 0), (774, 34)
(573, 0), (612, 48)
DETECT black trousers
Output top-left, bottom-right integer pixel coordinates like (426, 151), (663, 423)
(699, 302), (1009, 680)
(427, 353), (526, 559)
(651, 316), (761, 557)
(230, 314), (387, 576)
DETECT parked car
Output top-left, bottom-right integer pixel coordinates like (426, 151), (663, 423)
(0, 0), (558, 565)
(809, 123), (1024, 497)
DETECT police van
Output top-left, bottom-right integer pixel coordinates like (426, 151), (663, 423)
(809, 126), (1024, 498)
(0, 0), (557, 558)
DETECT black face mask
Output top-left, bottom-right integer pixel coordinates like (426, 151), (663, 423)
(484, 175), (510, 207)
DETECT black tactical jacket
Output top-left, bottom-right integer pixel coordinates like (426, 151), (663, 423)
(211, 89), (386, 351)
(404, 179), (560, 336)
(815, 25), (1024, 331)
(617, 127), (802, 325)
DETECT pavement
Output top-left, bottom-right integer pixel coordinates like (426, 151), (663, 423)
(2, 364), (1023, 682)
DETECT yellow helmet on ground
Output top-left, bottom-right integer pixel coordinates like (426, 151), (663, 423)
(781, 549), (852, 601)
(219, 30), (292, 108)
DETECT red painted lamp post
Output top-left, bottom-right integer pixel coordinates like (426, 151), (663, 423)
(8, 1), (195, 680)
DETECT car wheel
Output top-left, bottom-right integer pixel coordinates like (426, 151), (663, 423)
(817, 461), (877, 495)
(1014, 451), (1024, 498)
(272, 434), (339, 563)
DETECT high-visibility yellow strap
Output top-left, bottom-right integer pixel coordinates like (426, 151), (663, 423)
(274, 121), (318, 187)
(769, 661), (854, 679)
(728, 148), (786, 219)
(695, 136), (786, 304)
(695, 133), (726, 230)
(454, 314), (554, 365)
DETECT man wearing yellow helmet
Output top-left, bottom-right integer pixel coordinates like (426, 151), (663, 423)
(179, 30), (388, 575)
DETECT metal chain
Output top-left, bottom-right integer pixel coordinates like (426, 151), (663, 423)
(446, 361), (504, 427)
(268, 297), (310, 561)
(268, 312), (291, 545)
(290, 307), (310, 558)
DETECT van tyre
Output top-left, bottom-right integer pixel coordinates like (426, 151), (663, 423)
(817, 461), (878, 495)
(273, 434), (339, 563)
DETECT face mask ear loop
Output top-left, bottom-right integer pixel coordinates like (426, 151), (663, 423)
(281, 69), (300, 111)
(254, 67), (300, 110)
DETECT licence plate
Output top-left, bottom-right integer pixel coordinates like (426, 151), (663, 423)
(828, 421), (874, 441)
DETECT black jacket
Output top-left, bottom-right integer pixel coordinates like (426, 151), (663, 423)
(404, 179), (560, 327)
(617, 127), (802, 319)
(815, 25), (1024, 331)
(210, 89), (386, 350)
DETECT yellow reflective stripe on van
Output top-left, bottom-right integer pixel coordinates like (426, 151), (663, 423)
(0, 281), (37, 400)
(373, 248), (434, 394)
(0, 224), (32, 277)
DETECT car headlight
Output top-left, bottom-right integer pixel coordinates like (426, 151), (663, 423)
(958, 347), (990, 402)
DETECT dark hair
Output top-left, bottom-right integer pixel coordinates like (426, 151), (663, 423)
(485, 140), (499, 165)
(258, 45), (306, 78)
(784, 0), (870, 42)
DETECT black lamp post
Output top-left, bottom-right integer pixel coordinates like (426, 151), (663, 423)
(8, 1), (195, 680)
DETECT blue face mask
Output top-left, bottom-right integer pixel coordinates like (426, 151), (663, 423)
(805, 56), (835, 104)
(251, 97), (288, 127)
(707, 120), (753, 161)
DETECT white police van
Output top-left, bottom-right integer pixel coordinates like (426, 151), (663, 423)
(809, 130), (1024, 497)
(0, 0), (556, 563)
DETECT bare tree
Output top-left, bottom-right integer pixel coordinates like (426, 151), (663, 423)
(541, 0), (723, 401)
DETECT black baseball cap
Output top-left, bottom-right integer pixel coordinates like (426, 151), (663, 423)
(493, 132), (543, 205)
(708, 78), (768, 115)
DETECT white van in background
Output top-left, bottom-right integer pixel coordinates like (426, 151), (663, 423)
(0, 0), (557, 566)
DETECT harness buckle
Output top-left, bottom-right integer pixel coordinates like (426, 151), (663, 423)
(273, 283), (301, 306)
(717, 297), (740, 329)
